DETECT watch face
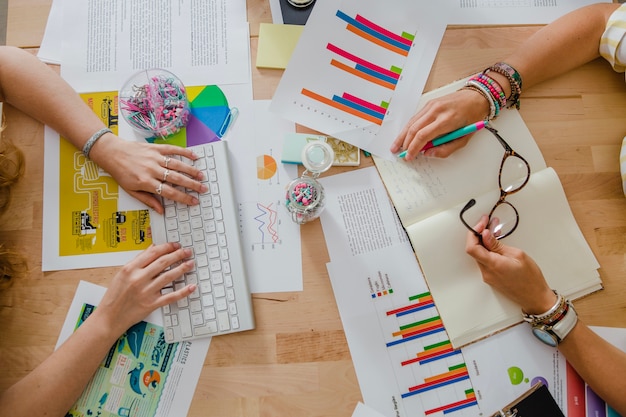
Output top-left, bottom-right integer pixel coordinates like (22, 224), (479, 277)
(532, 327), (558, 347)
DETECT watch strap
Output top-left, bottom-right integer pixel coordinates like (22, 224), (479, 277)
(550, 300), (578, 343)
(524, 293), (578, 346)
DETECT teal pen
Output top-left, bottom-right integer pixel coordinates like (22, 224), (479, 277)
(397, 120), (488, 158)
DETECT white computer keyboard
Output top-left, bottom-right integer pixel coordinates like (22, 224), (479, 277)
(149, 140), (255, 343)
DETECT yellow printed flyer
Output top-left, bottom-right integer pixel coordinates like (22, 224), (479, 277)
(42, 92), (152, 270)
(59, 92), (152, 256)
(58, 137), (152, 255)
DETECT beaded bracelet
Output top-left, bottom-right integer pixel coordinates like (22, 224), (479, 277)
(484, 62), (523, 109)
(459, 83), (497, 120)
(82, 127), (112, 158)
(470, 73), (507, 108)
(466, 79), (501, 118)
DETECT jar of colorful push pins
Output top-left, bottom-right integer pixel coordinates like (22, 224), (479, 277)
(119, 68), (190, 139)
(285, 141), (334, 225)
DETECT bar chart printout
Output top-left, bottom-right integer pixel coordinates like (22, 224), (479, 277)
(270, 0), (448, 158)
(328, 254), (482, 417)
(382, 290), (479, 415)
(299, 9), (414, 128)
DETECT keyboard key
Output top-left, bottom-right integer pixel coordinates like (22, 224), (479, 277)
(215, 297), (227, 311)
(214, 285), (225, 298)
(217, 311), (230, 331)
(192, 313), (204, 326)
(195, 321), (218, 336)
(200, 280), (212, 293)
(178, 309), (193, 338)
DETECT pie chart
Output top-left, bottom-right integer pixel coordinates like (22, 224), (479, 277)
(151, 84), (235, 147)
(257, 154), (277, 180)
(186, 85), (233, 146)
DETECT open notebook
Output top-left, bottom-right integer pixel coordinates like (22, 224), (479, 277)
(373, 79), (601, 349)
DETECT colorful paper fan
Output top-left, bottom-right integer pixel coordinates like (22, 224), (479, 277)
(151, 85), (235, 147)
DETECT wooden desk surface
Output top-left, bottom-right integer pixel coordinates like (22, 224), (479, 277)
(1, 1), (626, 416)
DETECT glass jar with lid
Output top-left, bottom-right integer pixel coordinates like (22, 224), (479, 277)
(285, 140), (334, 224)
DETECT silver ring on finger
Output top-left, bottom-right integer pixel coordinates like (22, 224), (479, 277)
(163, 169), (170, 182)
(156, 182), (164, 195)
(163, 156), (171, 169)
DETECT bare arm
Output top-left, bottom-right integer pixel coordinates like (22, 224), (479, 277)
(466, 216), (626, 416)
(505, 3), (618, 91)
(0, 243), (197, 417)
(391, 3), (620, 160)
(0, 46), (207, 214)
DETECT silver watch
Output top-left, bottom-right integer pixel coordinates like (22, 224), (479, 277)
(523, 298), (578, 347)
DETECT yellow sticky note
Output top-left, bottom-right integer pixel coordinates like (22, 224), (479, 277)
(256, 23), (304, 69)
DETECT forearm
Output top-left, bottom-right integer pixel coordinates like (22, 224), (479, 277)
(506, 4), (618, 91)
(0, 313), (120, 417)
(0, 46), (108, 151)
(558, 321), (626, 416)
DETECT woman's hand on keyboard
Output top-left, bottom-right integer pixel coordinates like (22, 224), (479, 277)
(88, 137), (209, 214)
(92, 242), (197, 335)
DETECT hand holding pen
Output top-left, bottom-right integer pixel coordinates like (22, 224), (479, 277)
(396, 120), (487, 159)
(390, 87), (493, 159)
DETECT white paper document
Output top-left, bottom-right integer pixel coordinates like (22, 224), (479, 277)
(57, 280), (210, 417)
(225, 100), (303, 293)
(59, 0), (250, 92)
(447, 0), (611, 25)
(270, 0), (448, 159)
(38, 0), (63, 64)
(320, 167), (481, 417)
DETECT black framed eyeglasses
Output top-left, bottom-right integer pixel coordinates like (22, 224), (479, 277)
(459, 125), (531, 241)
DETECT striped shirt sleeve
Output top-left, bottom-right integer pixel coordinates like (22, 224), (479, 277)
(600, 4), (626, 74)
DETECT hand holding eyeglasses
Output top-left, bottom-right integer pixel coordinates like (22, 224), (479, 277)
(465, 215), (559, 316)
(459, 126), (531, 242)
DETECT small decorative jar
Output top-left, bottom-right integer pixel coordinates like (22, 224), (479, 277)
(119, 68), (190, 139)
(285, 140), (334, 224)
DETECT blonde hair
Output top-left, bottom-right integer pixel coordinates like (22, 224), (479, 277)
(0, 111), (27, 289)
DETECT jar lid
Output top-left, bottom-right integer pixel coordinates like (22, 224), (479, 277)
(287, 0), (315, 8)
(301, 141), (334, 174)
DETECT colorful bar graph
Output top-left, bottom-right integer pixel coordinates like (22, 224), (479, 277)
(402, 364), (470, 398)
(336, 10), (412, 56)
(386, 293), (442, 346)
(380, 288), (478, 415)
(393, 316), (442, 338)
(401, 340), (461, 366)
(330, 59), (397, 90)
(386, 292), (435, 317)
(301, 88), (385, 125)
(297, 11), (415, 124)
(327, 43), (400, 84)
(425, 390), (478, 415)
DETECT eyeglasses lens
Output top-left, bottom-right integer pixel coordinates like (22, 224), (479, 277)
(488, 202), (517, 238)
(500, 154), (530, 193)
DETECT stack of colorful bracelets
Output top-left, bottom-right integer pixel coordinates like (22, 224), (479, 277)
(459, 62), (523, 120)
